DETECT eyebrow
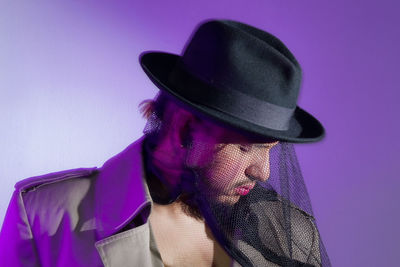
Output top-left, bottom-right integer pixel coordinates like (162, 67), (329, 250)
(254, 141), (279, 148)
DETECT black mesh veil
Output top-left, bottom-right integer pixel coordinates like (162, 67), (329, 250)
(142, 93), (331, 267)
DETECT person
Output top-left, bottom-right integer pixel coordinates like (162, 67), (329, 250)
(0, 19), (331, 266)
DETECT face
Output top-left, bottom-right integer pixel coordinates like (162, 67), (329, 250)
(202, 141), (278, 205)
(185, 119), (279, 206)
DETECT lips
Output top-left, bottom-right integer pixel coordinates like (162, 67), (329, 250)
(235, 183), (255, 196)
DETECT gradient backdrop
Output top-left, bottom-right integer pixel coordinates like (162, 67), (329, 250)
(1, 1), (398, 266)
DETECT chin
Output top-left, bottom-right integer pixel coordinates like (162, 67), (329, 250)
(215, 194), (240, 206)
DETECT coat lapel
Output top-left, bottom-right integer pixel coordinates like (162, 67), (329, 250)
(93, 137), (162, 266)
(95, 223), (163, 267)
(94, 136), (151, 240)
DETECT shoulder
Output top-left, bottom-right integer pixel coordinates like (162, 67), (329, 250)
(15, 167), (99, 212)
(13, 167), (99, 235)
(15, 167), (99, 193)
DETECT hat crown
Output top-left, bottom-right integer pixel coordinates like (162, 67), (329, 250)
(179, 20), (302, 109)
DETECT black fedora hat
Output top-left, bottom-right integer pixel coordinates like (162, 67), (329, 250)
(139, 19), (325, 143)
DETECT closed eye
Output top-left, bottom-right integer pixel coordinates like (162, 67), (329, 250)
(239, 145), (251, 152)
(255, 141), (279, 149)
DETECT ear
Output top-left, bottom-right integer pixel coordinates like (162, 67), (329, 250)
(156, 108), (196, 158)
(171, 109), (196, 150)
(150, 109), (196, 187)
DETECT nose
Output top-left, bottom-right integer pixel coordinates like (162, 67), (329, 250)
(244, 151), (271, 182)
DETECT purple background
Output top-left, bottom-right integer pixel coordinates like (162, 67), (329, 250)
(1, 1), (398, 266)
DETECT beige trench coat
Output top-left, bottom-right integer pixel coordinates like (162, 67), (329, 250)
(0, 137), (166, 266)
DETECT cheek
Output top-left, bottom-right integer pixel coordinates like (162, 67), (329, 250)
(185, 143), (216, 168)
(203, 149), (244, 190)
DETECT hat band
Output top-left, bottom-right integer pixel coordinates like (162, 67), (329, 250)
(168, 67), (295, 131)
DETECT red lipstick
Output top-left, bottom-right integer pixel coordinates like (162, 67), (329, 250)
(235, 183), (255, 196)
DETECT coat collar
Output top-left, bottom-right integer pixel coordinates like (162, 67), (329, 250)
(94, 136), (152, 240)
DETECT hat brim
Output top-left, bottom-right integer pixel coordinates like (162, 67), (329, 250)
(139, 51), (325, 143)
